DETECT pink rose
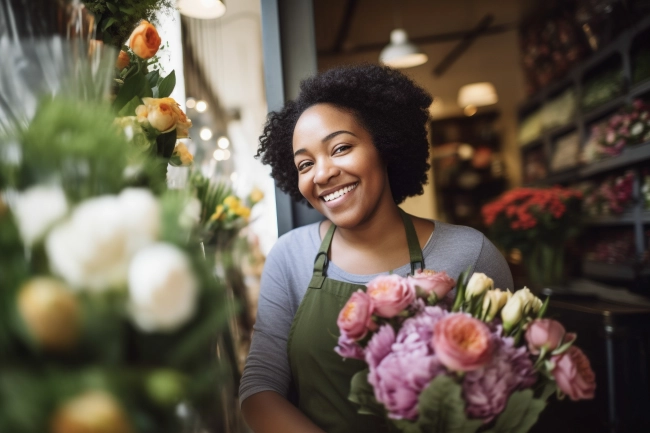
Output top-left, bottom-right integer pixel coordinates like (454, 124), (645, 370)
(408, 270), (455, 301)
(432, 314), (493, 372)
(366, 274), (415, 318)
(337, 290), (376, 341)
(525, 319), (575, 355)
(335, 333), (365, 360)
(551, 346), (596, 401)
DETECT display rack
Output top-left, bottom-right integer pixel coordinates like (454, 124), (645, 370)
(517, 15), (650, 291)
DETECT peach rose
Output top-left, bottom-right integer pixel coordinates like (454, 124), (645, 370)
(170, 103), (192, 138)
(366, 274), (415, 318)
(129, 20), (161, 60)
(337, 290), (377, 341)
(116, 50), (130, 70)
(139, 98), (178, 132)
(407, 269), (455, 301)
(551, 346), (596, 401)
(432, 313), (493, 371)
(525, 319), (575, 355)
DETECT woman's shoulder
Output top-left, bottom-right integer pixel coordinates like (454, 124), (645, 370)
(267, 221), (322, 260)
(428, 220), (485, 246)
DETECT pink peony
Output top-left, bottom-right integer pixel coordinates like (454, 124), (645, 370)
(365, 324), (396, 368)
(525, 319), (575, 355)
(366, 274), (415, 318)
(408, 270), (455, 301)
(551, 346), (596, 401)
(337, 290), (376, 341)
(463, 336), (537, 423)
(432, 314), (493, 372)
(335, 333), (365, 360)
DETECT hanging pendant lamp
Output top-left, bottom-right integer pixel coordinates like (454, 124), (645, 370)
(379, 29), (428, 69)
(178, 0), (226, 20)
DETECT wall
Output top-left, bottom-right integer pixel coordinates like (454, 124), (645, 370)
(317, 12), (527, 221)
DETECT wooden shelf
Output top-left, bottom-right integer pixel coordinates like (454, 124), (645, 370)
(581, 94), (627, 123)
(547, 122), (577, 139)
(579, 141), (650, 177)
(630, 79), (650, 98)
(520, 138), (544, 150)
(583, 261), (637, 281)
(584, 211), (637, 226)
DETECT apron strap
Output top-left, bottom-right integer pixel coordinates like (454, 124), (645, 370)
(308, 222), (336, 289)
(398, 208), (425, 275)
(308, 210), (424, 288)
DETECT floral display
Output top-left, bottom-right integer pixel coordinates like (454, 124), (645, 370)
(643, 169), (650, 210)
(585, 229), (638, 264)
(336, 270), (595, 432)
(580, 170), (635, 216)
(481, 187), (582, 287)
(112, 20), (192, 173)
(583, 99), (650, 162)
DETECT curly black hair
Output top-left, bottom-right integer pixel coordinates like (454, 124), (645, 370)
(256, 64), (432, 205)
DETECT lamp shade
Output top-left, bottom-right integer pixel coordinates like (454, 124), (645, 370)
(178, 0), (226, 19)
(457, 82), (498, 108)
(379, 29), (428, 69)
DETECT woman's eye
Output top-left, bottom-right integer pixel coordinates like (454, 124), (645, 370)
(298, 161), (313, 171)
(334, 145), (351, 154)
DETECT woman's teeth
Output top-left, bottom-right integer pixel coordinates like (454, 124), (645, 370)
(323, 183), (358, 202)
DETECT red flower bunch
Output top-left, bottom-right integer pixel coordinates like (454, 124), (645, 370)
(481, 187), (582, 252)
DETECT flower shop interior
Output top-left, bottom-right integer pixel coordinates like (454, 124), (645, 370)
(2, 0), (650, 432)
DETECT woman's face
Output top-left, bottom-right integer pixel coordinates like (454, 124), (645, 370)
(292, 103), (393, 228)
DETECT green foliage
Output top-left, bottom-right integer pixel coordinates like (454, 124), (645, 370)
(483, 389), (547, 433)
(82, 0), (175, 47)
(189, 172), (233, 226)
(348, 369), (387, 417)
(392, 376), (483, 433)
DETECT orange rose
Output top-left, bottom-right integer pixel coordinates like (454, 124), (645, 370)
(116, 50), (130, 70)
(171, 104), (192, 138)
(137, 98), (192, 135)
(129, 20), (161, 60)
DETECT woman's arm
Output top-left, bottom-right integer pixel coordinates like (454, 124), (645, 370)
(241, 391), (326, 433)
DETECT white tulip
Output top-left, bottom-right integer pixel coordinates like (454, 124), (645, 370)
(45, 189), (159, 292)
(482, 288), (512, 321)
(501, 295), (524, 331)
(128, 243), (198, 332)
(513, 287), (542, 315)
(11, 185), (68, 247)
(465, 273), (494, 299)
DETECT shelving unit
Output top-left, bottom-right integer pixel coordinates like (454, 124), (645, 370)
(517, 15), (650, 293)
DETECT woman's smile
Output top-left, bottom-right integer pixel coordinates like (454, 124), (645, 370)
(292, 103), (394, 228)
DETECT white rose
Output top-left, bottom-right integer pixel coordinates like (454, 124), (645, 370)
(128, 243), (198, 332)
(11, 185), (68, 247)
(45, 189), (159, 292)
(630, 122), (644, 137)
(465, 272), (494, 299)
(481, 288), (512, 321)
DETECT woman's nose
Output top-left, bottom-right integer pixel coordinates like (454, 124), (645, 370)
(313, 160), (340, 184)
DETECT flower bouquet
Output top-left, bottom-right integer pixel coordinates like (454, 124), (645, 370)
(336, 270), (595, 433)
(481, 187), (582, 288)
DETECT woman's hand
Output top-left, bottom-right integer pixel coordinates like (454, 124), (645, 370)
(241, 391), (326, 433)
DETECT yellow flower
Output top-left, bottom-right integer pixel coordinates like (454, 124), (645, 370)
(210, 205), (225, 221)
(170, 142), (193, 166)
(136, 97), (192, 134)
(249, 188), (264, 205)
(223, 196), (240, 210)
(235, 205), (251, 219)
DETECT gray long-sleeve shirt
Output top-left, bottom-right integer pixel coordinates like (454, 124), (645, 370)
(239, 219), (513, 404)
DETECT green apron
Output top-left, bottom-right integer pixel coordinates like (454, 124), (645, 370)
(287, 210), (424, 433)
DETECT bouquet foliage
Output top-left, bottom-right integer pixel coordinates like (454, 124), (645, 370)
(336, 270), (595, 433)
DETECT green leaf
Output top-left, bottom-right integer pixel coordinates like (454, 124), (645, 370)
(113, 73), (148, 112)
(146, 70), (161, 90)
(157, 71), (176, 98)
(537, 296), (550, 319)
(102, 17), (117, 31)
(119, 6), (135, 14)
(484, 389), (547, 433)
(106, 2), (118, 14)
(348, 369), (386, 418)
(409, 375), (482, 433)
(157, 130), (178, 159)
(117, 96), (142, 117)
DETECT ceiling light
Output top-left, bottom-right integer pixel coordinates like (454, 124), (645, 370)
(379, 29), (428, 69)
(463, 105), (478, 116)
(200, 128), (213, 141)
(178, 0), (226, 20)
(195, 100), (208, 113)
(186, 98), (196, 109)
(217, 137), (230, 149)
(458, 143), (475, 160)
(213, 149), (225, 161)
(458, 82), (498, 108)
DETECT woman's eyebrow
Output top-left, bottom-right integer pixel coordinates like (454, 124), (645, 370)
(293, 130), (357, 157)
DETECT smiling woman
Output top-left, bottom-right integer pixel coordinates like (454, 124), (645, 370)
(240, 64), (514, 433)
